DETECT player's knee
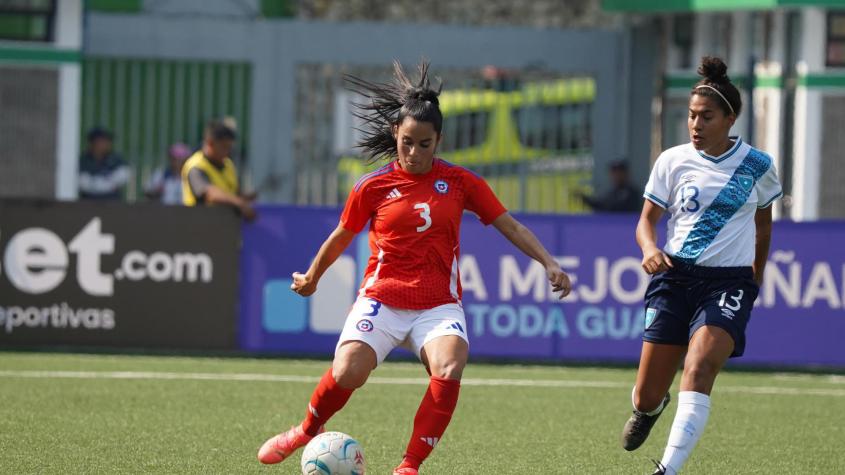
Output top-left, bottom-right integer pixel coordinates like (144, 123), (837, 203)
(332, 344), (376, 389)
(429, 358), (465, 380)
(331, 360), (370, 389)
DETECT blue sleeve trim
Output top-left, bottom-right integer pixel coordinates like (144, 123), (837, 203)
(758, 190), (783, 208)
(644, 192), (669, 209)
(353, 163), (394, 192)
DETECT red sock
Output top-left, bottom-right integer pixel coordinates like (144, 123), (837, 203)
(301, 368), (354, 436)
(402, 376), (461, 468)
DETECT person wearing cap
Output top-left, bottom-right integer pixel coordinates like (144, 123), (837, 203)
(145, 143), (192, 205)
(181, 118), (257, 220)
(78, 127), (130, 201)
(579, 159), (642, 213)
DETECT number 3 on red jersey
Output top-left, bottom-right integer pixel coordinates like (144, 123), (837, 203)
(414, 202), (431, 232)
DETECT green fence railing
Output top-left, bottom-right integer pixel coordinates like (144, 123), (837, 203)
(80, 57), (252, 201)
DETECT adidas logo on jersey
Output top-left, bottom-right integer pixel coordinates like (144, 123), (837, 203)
(420, 436), (439, 448)
(385, 188), (402, 200)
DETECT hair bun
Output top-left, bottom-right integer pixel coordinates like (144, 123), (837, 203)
(409, 87), (440, 105)
(697, 56), (730, 83)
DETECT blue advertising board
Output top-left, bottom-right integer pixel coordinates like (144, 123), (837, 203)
(239, 206), (845, 367)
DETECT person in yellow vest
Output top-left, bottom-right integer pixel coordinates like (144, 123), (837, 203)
(182, 118), (257, 220)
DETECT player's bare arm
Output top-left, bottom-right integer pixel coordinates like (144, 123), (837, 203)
(491, 213), (572, 298)
(752, 206), (773, 285)
(205, 185), (257, 221)
(291, 225), (356, 297)
(637, 199), (673, 275)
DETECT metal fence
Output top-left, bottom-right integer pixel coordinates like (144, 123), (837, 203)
(80, 57), (252, 201)
(820, 95), (845, 218)
(0, 65), (58, 199)
(293, 63), (596, 213)
(83, 15), (634, 209)
(78, 58), (595, 211)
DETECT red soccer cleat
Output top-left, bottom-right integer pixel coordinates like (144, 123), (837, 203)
(257, 423), (324, 465)
(393, 459), (420, 475)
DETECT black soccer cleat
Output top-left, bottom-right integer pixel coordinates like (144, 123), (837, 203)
(621, 393), (671, 451)
(651, 459), (667, 474)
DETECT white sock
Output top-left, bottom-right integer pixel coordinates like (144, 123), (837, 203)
(660, 391), (711, 474)
(631, 386), (666, 416)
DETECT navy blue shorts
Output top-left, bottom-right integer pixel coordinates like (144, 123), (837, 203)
(642, 258), (759, 357)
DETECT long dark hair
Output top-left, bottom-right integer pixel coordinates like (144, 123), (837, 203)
(691, 56), (742, 117)
(344, 60), (443, 163)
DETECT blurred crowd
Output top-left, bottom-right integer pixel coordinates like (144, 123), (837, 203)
(80, 118), (640, 218)
(79, 118), (257, 221)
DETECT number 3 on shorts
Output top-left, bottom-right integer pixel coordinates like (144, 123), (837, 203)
(414, 203), (432, 232)
(363, 299), (382, 317)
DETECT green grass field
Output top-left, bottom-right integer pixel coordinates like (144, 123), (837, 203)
(1, 352), (843, 474)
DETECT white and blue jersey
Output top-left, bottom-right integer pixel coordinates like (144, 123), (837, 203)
(644, 137), (782, 267)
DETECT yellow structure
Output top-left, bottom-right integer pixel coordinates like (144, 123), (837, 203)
(338, 78), (596, 213)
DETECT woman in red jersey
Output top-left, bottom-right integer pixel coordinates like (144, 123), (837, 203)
(258, 61), (572, 474)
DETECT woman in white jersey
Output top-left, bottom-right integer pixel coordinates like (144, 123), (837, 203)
(619, 56), (782, 475)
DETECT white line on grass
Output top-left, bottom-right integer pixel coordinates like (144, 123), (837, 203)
(774, 374), (845, 384)
(0, 370), (621, 388)
(1, 370), (844, 397)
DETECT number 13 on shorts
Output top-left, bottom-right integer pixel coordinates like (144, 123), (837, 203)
(718, 289), (744, 310)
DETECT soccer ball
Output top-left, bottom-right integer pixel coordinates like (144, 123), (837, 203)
(300, 431), (366, 475)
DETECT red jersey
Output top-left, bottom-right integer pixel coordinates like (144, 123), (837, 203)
(340, 158), (506, 309)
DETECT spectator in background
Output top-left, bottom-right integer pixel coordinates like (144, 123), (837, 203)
(181, 118), (257, 220)
(580, 159), (642, 213)
(145, 142), (191, 205)
(78, 127), (129, 200)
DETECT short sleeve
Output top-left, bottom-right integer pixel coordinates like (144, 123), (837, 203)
(339, 184), (374, 233)
(756, 159), (783, 208)
(187, 168), (211, 200)
(464, 172), (507, 225)
(643, 153), (671, 209)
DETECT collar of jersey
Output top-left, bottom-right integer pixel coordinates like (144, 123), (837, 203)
(695, 136), (742, 163)
(392, 158), (439, 178)
(202, 153), (227, 170)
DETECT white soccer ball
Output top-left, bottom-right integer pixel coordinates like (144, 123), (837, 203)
(300, 431), (366, 475)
